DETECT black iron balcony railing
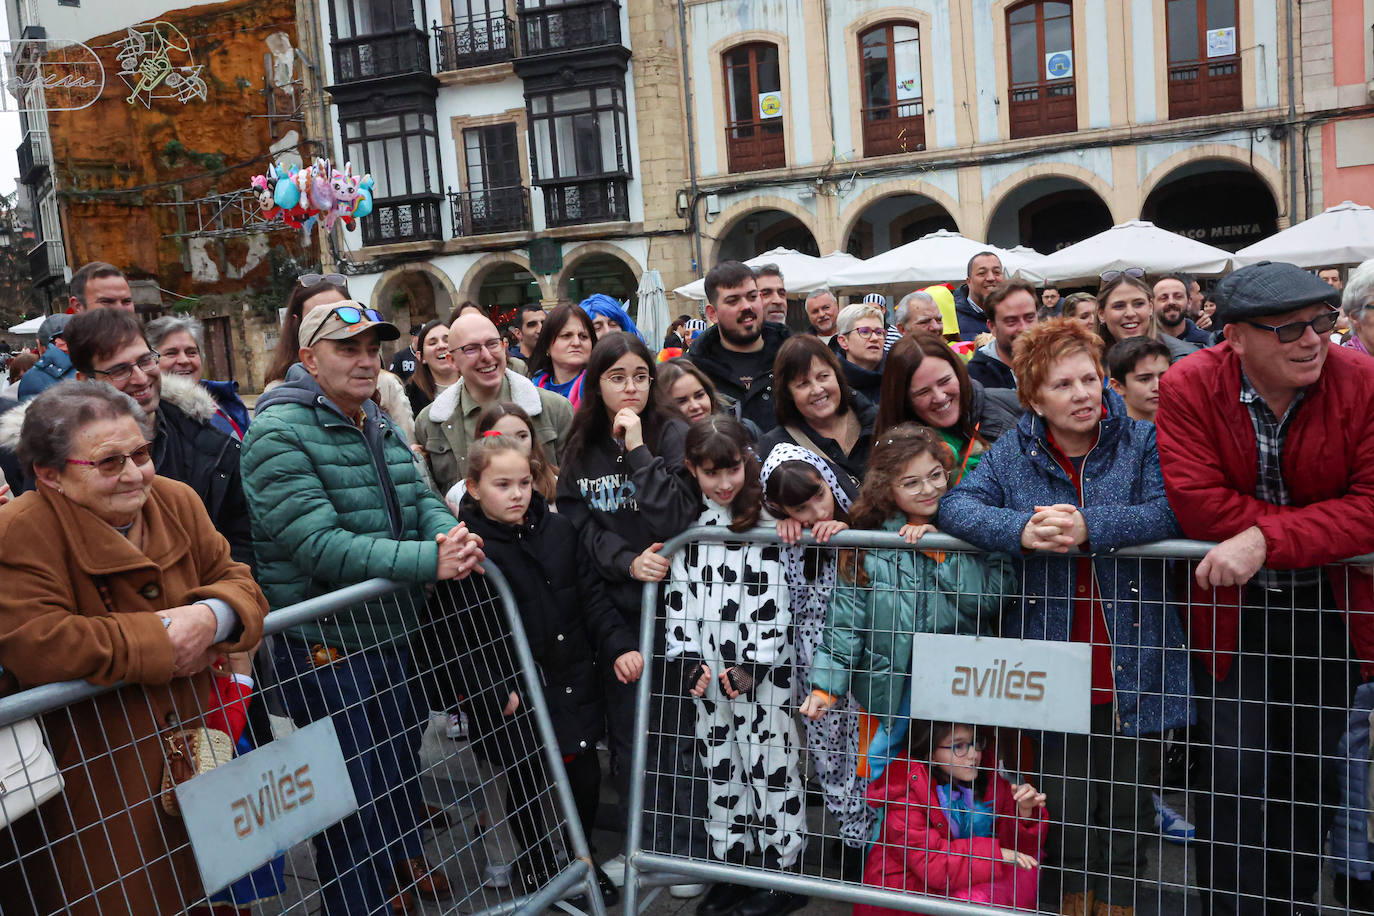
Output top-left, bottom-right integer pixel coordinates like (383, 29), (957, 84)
(449, 186), (531, 236)
(519, 0), (620, 56)
(540, 176), (628, 227)
(361, 194), (444, 246)
(332, 29), (430, 83)
(434, 16), (515, 70)
(27, 238), (65, 283)
(17, 130), (48, 184)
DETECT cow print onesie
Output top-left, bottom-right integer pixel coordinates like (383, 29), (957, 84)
(664, 500), (806, 869)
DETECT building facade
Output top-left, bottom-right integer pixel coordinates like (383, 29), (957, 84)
(7, 0), (310, 388)
(322, 0), (695, 332)
(1299, 0), (1374, 213)
(676, 0), (1307, 269)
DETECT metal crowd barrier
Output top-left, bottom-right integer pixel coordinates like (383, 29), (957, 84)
(0, 563), (605, 916)
(622, 527), (1374, 916)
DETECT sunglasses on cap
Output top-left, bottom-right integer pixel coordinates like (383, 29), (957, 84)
(1244, 308), (1340, 344)
(1099, 267), (1146, 284)
(331, 305), (385, 325)
(298, 272), (348, 290)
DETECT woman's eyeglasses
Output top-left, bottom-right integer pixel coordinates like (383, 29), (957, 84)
(938, 736), (988, 758)
(298, 272), (348, 290)
(1100, 267), (1146, 284)
(1245, 309), (1340, 344)
(67, 443), (153, 477)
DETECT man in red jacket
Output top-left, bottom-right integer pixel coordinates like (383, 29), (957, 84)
(1156, 261), (1374, 916)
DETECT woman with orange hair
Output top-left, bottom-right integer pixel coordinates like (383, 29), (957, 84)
(939, 318), (1193, 916)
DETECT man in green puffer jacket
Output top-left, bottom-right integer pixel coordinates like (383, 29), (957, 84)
(242, 302), (483, 916)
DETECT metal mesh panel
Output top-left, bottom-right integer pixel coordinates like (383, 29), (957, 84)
(622, 526), (1374, 916)
(0, 566), (603, 916)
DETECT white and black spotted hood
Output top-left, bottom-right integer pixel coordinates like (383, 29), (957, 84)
(759, 443), (854, 514)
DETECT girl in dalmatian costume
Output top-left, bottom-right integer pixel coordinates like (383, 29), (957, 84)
(664, 417), (807, 882)
(760, 444), (876, 869)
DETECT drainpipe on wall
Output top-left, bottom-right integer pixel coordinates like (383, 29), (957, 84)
(1284, 0), (1299, 223)
(677, 0), (702, 275)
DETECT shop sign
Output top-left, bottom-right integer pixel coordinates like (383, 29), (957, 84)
(911, 633), (1092, 734)
(758, 92), (782, 119)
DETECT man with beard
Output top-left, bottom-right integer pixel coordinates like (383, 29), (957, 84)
(1154, 274), (1213, 346)
(954, 251), (1005, 340)
(755, 264), (789, 325)
(688, 260), (791, 433)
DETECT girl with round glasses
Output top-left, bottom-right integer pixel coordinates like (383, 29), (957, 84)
(855, 719), (1048, 916)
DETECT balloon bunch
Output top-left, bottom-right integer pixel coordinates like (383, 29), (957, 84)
(249, 159), (375, 239)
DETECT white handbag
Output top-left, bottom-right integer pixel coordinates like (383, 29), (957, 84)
(0, 718), (64, 828)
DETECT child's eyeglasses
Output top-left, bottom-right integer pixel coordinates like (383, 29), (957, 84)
(938, 737), (987, 758)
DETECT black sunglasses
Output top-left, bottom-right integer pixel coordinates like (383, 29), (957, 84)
(298, 272), (348, 290)
(1244, 309), (1340, 344)
(1100, 267), (1147, 284)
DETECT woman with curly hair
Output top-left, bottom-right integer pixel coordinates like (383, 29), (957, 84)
(801, 424), (1013, 780)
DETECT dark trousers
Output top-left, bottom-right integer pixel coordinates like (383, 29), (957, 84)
(1192, 581), (1355, 915)
(605, 668), (709, 858)
(505, 744), (602, 877)
(1034, 705), (1155, 906)
(272, 639), (425, 916)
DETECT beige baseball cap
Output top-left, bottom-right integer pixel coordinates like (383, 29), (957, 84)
(299, 300), (401, 347)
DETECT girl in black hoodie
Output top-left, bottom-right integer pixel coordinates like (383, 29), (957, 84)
(458, 433), (643, 900)
(554, 332), (701, 860)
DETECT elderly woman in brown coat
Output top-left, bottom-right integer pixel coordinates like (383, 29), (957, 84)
(0, 380), (267, 916)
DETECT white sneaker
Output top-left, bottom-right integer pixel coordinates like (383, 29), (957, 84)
(669, 883), (706, 898)
(600, 854), (627, 888)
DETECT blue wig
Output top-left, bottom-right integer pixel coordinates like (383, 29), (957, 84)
(578, 293), (645, 344)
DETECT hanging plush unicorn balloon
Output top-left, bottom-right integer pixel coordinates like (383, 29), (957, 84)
(250, 158), (375, 240)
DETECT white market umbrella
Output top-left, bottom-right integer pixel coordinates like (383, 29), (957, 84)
(7, 316), (43, 335)
(634, 269), (671, 351)
(1234, 200), (1374, 267)
(672, 248), (861, 301)
(1016, 220), (1234, 285)
(828, 229), (1040, 288)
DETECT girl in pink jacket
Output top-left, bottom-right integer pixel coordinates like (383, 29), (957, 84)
(856, 720), (1048, 915)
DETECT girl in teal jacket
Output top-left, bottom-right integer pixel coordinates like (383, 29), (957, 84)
(802, 424), (1014, 778)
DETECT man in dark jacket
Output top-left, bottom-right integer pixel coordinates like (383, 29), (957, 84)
(242, 302), (483, 915)
(1156, 261), (1374, 916)
(953, 251), (1005, 340)
(16, 314), (75, 401)
(63, 309), (254, 566)
(966, 278), (1038, 392)
(689, 260), (790, 433)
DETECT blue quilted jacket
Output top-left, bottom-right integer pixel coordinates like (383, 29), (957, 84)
(940, 397), (1194, 736)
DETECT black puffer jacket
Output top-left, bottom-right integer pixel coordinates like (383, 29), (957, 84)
(458, 491), (637, 756)
(969, 378), (1022, 443)
(687, 322), (791, 433)
(556, 418), (699, 623)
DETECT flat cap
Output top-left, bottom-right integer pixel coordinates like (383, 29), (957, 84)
(37, 313), (70, 347)
(1213, 261), (1340, 324)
